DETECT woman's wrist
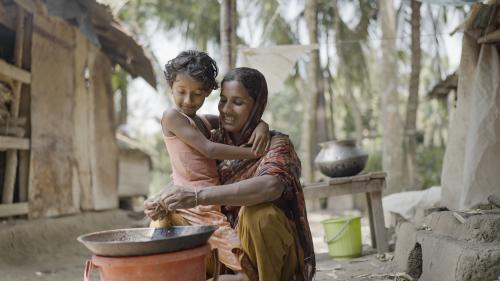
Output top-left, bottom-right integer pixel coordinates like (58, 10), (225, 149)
(197, 188), (209, 205)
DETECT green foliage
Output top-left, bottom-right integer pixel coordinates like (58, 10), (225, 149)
(416, 146), (445, 189)
(265, 76), (303, 148)
(364, 150), (383, 173)
(363, 145), (445, 189)
(119, 0), (220, 50)
(258, 0), (297, 44)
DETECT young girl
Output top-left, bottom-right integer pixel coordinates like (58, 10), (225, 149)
(149, 50), (269, 273)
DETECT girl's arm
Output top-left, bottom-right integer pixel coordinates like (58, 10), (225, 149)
(202, 114), (270, 154)
(160, 175), (285, 210)
(163, 109), (261, 160)
(203, 114), (220, 130)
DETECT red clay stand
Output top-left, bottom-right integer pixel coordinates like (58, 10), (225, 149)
(84, 244), (218, 281)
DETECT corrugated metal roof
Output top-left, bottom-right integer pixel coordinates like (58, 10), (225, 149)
(46, 0), (156, 88)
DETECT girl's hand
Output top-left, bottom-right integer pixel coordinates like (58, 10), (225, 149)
(248, 120), (270, 156)
(159, 185), (198, 210)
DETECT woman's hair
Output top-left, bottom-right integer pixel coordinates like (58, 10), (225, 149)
(221, 67), (268, 100)
(164, 50), (219, 91)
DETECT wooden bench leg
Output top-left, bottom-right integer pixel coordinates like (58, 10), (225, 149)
(369, 190), (388, 254)
(365, 193), (377, 249)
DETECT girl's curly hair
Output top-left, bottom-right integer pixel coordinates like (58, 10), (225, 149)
(164, 50), (219, 92)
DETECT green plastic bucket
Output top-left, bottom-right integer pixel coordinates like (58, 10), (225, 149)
(321, 216), (362, 258)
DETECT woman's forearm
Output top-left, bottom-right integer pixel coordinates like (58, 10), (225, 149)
(198, 175), (284, 206)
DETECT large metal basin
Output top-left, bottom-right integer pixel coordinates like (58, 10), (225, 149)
(77, 225), (217, 257)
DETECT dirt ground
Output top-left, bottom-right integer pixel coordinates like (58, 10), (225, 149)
(0, 209), (404, 281)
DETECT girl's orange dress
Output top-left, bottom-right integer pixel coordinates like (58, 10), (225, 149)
(151, 109), (242, 271)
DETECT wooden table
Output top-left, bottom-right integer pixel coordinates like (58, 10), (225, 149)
(303, 172), (389, 254)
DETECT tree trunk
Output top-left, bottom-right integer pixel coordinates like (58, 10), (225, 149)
(118, 89), (128, 126)
(404, 0), (421, 190)
(303, 0), (320, 182)
(220, 0), (237, 76)
(345, 82), (363, 143)
(379, 0), (405, 194)
(115, 69), (128, 127)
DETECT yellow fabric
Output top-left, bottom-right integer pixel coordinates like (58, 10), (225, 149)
(151, 203), (300, 281)
(150, 207), (242, 271)
(238, 203), (300, 281)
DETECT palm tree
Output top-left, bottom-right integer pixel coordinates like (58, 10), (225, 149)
(404, 0), (422, 190)
(379, 0), (405, 194)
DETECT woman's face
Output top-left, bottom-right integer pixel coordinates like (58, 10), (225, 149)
(218, 80), (255, 135)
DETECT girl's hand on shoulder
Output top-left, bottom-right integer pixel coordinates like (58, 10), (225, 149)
(249, 120), (270, 156)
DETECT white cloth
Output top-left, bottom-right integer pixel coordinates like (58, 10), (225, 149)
(237, 44), (317, 94)
(382, 186), (442, 221)
(441, 33), (500, 210)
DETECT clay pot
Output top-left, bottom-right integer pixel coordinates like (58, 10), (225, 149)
(314, 139), (368, 178)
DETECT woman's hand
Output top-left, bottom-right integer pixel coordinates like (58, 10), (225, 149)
(158, 185), (198, 210)
(144, 182), (175, 220)
(144, 194), (167, 221)
(248, 120), (271, 156)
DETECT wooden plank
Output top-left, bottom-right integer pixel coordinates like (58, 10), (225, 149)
(0, 125), (25, 137)
(73, 31), (92, 210)
(369, 190), (389, 254)
(29, 19), (78, 217)
(328, 177), (352, 185)
(87, 46), (118, 210)
(303, 179), (385, 199)
(18, 150), (29, 202)
(351, 173), (371, 182)
(0, 202), (28, 217)
(17, 12), (32, 205)
(0, 4), (16, 30)
(370, 171), (387, 179)
(0, 59), (30, 84)
(0, 136), (29, 150)
(0, 117), (26, 126)
(365, 193), (377, 249)
(13, 0), (35, 14)
(478, 29), (500, 44)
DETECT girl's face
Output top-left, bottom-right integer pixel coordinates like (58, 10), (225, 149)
(218, 80), (255, 135)
(171, 73), (210, 116)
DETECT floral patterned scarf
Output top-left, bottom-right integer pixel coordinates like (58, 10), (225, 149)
(211, 71), (315, 281)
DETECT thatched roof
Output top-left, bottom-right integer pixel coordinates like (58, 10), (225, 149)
(454, 1), (500, 44)
(42, 0), (157, 87)
(82, 0), (156, 87)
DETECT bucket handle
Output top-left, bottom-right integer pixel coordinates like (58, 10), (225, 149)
(84, 259), (96, 281)
(324, 218), (352, 243)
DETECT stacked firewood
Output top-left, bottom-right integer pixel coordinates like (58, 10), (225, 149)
(0, 81), (11, 120)
(0, 81), (25, 137)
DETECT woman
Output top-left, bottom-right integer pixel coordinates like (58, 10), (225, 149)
(145, 67), (315, 281)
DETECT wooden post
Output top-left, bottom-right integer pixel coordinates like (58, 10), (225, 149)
(220, 0), (236, 76)
(365, 192), (377, 248)
(17, 11), (32, 204)
(369, 190), (389, 254)
(2, 7), (25, 204)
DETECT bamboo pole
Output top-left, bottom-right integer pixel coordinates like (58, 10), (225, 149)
(2, 7), (25, 204)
